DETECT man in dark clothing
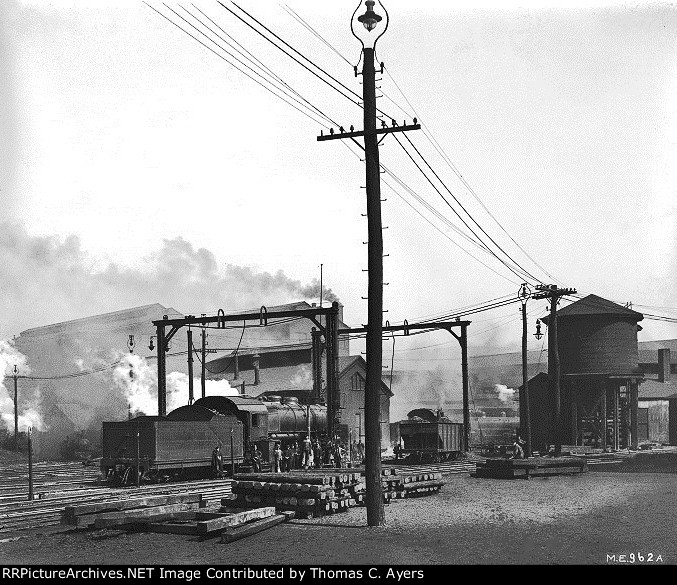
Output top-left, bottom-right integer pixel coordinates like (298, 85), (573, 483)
(252, 445), (262, 472)
(313, 440), (322, 469)
(211, 444), (223, 478)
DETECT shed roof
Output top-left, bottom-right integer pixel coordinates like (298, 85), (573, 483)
(541, 294), (643, 324)
(638, 379), (677, 401)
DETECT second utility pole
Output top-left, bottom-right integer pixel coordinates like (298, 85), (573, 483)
(533, 284), (576, 456)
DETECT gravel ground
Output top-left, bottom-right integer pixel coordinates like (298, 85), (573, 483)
(0, 466), (675, 565)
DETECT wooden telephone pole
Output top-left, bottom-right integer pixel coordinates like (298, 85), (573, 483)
(518, 285), (532, 457)
(318, 1), (419, 526)
(533, 284), (577, 456)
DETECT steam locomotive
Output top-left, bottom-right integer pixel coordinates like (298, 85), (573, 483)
(101, 395), (327, 484)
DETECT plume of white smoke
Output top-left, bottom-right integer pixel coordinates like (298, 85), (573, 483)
(166, 373), (238, 412)
(0, 222), (340, 337)
(113, 354), (238, 417)
(0, 339), (45, 432)
(113, 354), (157, 417)
(288, 365), (312, 389)
(494, 383), (516, 403)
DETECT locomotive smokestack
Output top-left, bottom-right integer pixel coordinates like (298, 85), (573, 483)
(253, 353), (260, 386)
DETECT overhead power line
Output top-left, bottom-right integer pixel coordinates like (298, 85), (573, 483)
(144, 2), (333, 129)
(393, 133), (539, 283)
(274, 2), (559, 286)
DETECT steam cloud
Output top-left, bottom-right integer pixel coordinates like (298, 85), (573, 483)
(494, 383), (516, 403)
(0, 340), (44, 432)
(0, 222), (339, 337)
(113, 354), (238, 416)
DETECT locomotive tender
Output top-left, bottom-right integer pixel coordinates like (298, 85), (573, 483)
(101, 394), (327, 483)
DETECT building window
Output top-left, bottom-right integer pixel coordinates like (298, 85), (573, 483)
(351, 373), (365, 391)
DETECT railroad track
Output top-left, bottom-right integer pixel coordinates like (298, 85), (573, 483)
(0, 455), (628, 538)
(0, 479), (232, 539)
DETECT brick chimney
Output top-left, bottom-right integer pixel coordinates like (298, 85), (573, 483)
(253, 353), (261, 385)
(658, 348), (670, 382)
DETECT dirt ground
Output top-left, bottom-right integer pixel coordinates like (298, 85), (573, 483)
(0, 458), (675, 565)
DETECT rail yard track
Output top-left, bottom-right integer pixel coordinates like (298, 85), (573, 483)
(0, 454), (626, 539)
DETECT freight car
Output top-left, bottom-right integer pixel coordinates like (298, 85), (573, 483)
(395, 409), (464, 463)
(101, 394), (328, 484)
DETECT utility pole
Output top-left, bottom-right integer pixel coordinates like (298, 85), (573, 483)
(201, 326), (207, 399)
(318, 1), (420, 527)
(13, 365), (18, 451)
(518, 284), (532, 457)
(187, 329), (194, 405)
(533, 284), (577, 456)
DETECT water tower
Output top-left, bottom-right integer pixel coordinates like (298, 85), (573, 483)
(541, 294), (644, 449)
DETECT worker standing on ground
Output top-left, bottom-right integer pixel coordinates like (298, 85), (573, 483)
(283, 443), (292, 472)
(313, 439), (322, 469)
(334, 441), (344, 469)
(511, 430), (526, 460)
(211, 443), (223, 478)
(253, 444), (262, 472)
(302, 435), (312, 469)
(273, 442), (283, 473)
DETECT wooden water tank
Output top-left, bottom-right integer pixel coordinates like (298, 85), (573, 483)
(542, 294), (643, 376)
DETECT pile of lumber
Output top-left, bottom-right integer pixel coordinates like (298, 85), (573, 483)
(62, 493), (205, 528)
(398, 471), (445, 497)
(62, 492), (293, 543)
(380, 468), (404, 502)
(472, 456), (589, 479)
(224, 471), (364, 519)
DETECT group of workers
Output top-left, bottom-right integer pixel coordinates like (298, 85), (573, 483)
(211, 435), (369, 476)
(272, 436), (358, 472)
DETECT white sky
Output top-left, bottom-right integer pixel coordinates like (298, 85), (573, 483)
(2, 0), (676, 358)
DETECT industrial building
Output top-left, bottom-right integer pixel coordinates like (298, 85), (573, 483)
(637, 348), (677, 444)
(10, 300), (394, 456)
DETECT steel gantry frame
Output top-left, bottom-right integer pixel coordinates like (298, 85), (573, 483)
(339, 319), (472, 451)
(152, 302), (341, 431)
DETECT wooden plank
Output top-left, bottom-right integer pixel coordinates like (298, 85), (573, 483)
(234, 473), (330, 485)
(147, 521), (200, 535)
(64, 493), (202, 525)
(529, 466), (587, 477)
(403, 480), (445, 491)
(196, 506), (275, 534)
(93, 503), (200, 528)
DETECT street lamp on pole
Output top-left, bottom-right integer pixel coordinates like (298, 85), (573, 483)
(352, 0), (389, 528)
(319, 1), (419, 527)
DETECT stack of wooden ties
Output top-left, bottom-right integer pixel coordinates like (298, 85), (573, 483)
(62, 492), (293, 543)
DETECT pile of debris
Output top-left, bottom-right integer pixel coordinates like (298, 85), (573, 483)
(62, 492), (292, 543)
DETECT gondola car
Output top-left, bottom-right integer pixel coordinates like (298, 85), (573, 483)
(397, 409), (464, 463)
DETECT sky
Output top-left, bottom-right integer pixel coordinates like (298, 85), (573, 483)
(1, 0), (676, 363)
